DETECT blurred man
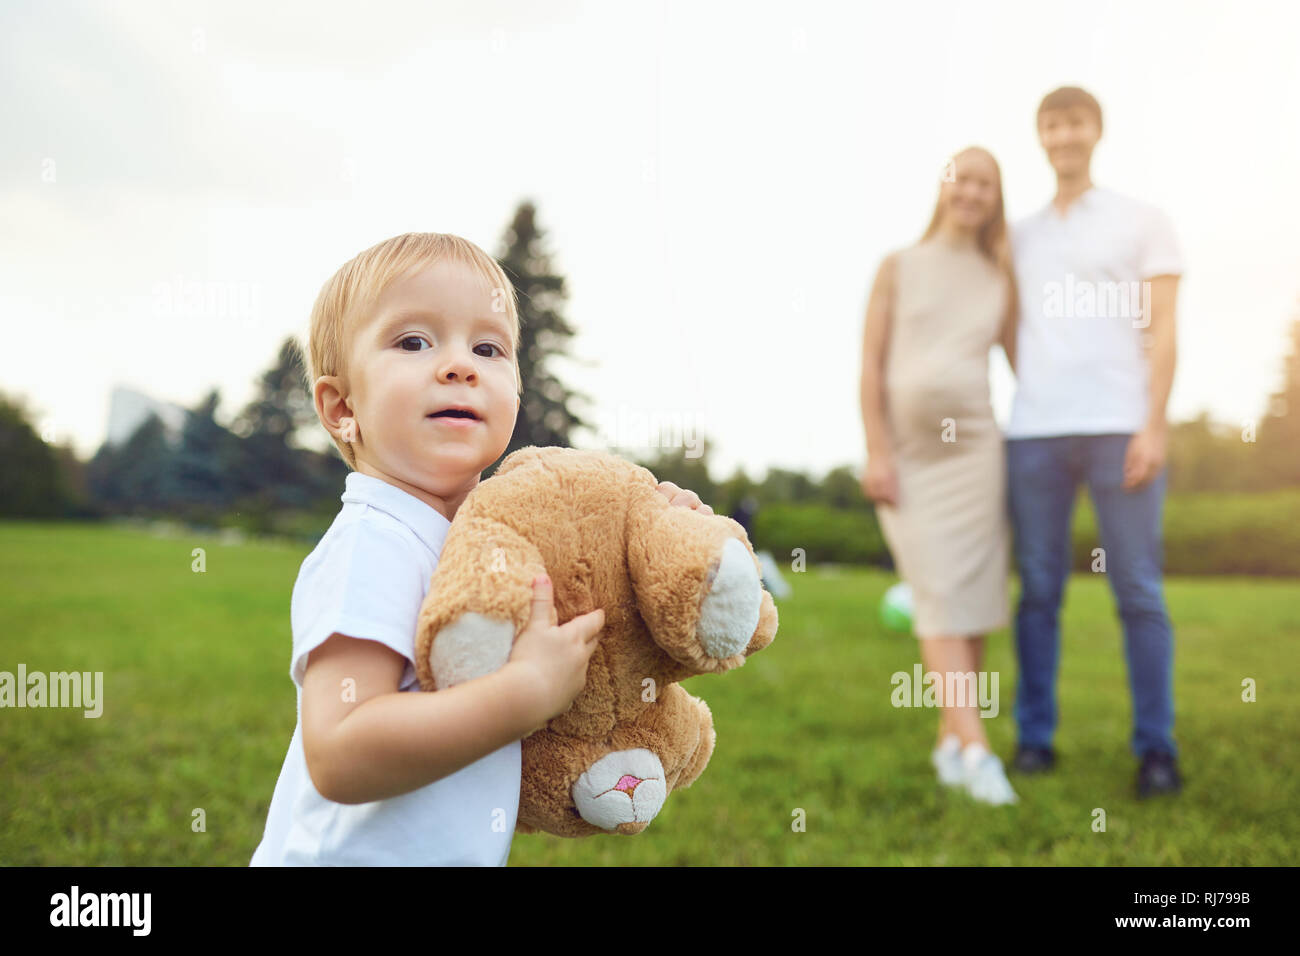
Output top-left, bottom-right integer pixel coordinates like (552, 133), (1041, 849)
(1006, 86), (1184, 798)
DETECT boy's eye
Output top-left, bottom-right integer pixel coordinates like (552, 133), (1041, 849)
(397, 335), (503, 357)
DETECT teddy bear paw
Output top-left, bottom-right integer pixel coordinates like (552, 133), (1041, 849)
(428, 613), (515, 689)
(572, 749), (668, 833)
(696, 537), (763, 659)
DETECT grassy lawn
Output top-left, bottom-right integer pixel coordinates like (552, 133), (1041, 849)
(1, 520), (1297, 865)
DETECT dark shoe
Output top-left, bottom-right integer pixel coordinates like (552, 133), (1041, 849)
(1012, 745), (1056, 773)
(1137, 751), (1182, 798)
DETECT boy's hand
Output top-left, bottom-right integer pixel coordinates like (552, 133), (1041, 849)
(507, 575), (604, 729)
(656, 480), (714, 515)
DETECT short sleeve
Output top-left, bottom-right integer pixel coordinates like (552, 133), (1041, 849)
(1138, 204), (1184, 279)
(289, 517), (427, 689)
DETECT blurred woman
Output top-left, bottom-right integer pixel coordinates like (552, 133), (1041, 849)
(859, 147), (1019, 804)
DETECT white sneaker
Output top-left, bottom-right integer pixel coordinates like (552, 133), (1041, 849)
(931, 734), (964, 786)
(961, 742), (1019, 805)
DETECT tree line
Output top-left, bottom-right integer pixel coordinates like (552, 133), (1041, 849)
(3, 206), (1297, 531)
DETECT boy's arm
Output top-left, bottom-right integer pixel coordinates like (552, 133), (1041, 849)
(302, 633), (546, 805)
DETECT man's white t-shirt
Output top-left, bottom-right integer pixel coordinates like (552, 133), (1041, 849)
(1007, 186), (1184, 438)
(249, 471), (520, 866)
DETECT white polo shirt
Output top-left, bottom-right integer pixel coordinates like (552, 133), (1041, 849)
(249, 471), (520, 866)
(1007, 186), (1184, 438)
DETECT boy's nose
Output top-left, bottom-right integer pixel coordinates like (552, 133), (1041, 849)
(438, 355), (476, 383)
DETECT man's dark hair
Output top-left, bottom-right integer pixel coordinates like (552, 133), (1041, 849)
(1037, 86), (1103, 133)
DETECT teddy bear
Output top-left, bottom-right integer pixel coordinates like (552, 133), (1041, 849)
(414, 445), (778, 837)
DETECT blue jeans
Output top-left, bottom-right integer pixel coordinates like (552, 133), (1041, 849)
(1006, 434), (1177, 759)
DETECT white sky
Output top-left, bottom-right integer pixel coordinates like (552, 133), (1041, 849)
(3, 0), (1298, 481)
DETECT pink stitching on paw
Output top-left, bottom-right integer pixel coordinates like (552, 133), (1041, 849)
(613, 774), (642, 795)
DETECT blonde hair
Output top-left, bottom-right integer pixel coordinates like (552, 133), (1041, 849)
(920, 146), (1015, 283)
(306, 232), (521, 469)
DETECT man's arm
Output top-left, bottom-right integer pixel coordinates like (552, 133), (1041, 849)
(1123, 274), (1179, 489)
(302, 634), (547, 805)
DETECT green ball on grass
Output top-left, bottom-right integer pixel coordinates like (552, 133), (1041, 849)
(880, 582), (914, 633)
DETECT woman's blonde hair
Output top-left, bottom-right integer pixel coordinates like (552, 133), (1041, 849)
(920, 146), (1014, 277)
(305, 232), (521, 469)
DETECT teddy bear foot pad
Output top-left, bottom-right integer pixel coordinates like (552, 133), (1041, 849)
(696, 537), (763, 659)
(572, 749), (667, 833)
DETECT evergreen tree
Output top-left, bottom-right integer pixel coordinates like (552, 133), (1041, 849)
(231, 337), (318, 509)
(491, 201), (592, 473)
(86, 412), (173, 515)
(173, 389), (242, 520)
(233, 336), (317, 446)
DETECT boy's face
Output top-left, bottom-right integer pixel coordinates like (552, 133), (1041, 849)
(341, 259), (520, 508)
(1037, 106), (1100, 178)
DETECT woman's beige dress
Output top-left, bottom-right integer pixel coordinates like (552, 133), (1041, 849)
(875, 238), (1010, 638)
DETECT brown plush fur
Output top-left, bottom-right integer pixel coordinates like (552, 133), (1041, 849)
(414, 445), (778, 837)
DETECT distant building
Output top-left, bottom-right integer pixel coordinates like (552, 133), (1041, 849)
(105, 385), (187, 447)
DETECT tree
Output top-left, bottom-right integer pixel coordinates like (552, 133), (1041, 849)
(491, 201), (592, 473)
(820, 464), (871, 510)
(0, 391), (74, 518)
(759, 467), (817, 504)
(715, 465), (759, 518)
(51, 443), (94, 517)
(172, 389), (243, 521)
(86, 412), (174, 515)
(632, 443), (719, 510)
(1257, 308), (1300, 488)
(230, 337), (321, 511)
(232, 336), (317, 446)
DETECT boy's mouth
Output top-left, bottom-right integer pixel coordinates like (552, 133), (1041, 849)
(427, 406), (483, 429)
(427, 406), (481, 421)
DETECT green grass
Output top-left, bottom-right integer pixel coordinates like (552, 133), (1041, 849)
(1, 520), (1297, 865)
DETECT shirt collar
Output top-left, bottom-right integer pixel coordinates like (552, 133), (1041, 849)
(1042, 184), (1100, 220)
(340, 471), (453, 556)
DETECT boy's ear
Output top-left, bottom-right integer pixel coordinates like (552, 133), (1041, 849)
(314, 375), (351, 435)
